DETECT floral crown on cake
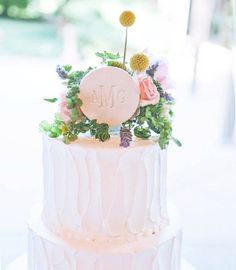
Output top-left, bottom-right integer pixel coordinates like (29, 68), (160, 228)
(40, 11), (181, 149)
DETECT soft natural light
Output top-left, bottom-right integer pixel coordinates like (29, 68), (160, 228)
(0, 1), (235, 270)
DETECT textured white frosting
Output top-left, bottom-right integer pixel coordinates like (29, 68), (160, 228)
(28, 217), (181, 270)
(42, 135), (168, 241)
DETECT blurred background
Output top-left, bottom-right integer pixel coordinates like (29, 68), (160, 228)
(0, 0), (235, 269)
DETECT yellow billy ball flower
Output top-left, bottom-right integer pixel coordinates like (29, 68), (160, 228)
(110, 61), (127, 71)
(119, 11), (136, 27)
(130, 53), (149, 72)
(60, 124), (68, 134)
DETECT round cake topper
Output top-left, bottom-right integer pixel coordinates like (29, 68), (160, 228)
(79, 67), (140, 126)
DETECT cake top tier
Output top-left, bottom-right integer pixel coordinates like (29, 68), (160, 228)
(40, 11), (181, 150)
(58, 136), (158, 150)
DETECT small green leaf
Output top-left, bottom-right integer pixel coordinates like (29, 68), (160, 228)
(90, 129), (96, 136)
(66, 98), (74, 109)
(39, 121), (51, 132)
(134, 126), (151, 139)
(71, 108), (79, 122)
(77, 98), (83, 107)
(51, 127), (61, 136)
(145, 107), (152, 118)
(106, 52), (121, 60)
(63, 65), (72, 72)
(139, 117), (147, 124)
(48, 131), (59, 138)
(172, 137), (182, 147)
(43, 98), (58, 103)
(107, 61), (113, 66)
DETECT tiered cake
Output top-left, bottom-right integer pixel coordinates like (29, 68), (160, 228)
(29, 10), (182, 270)
(28, 137), (181, 269)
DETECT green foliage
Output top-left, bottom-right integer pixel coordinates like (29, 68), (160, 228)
(134, 126), (151, 139)
(66, 68), (92, 98)
(93, 122), (110, 142)
(43, 98), (58, 103)
(95, 51), (121, 64)
(158, 118), (172, 149)
(71, 107), (79, 122)
(63, 65), (72, 72)
(39, 115), (63, 138)
(123, 97), (176, 149)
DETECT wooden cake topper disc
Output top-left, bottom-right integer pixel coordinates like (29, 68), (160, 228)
(79, 67), (140, 126)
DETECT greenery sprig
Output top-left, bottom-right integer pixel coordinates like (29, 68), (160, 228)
(122, 92), (179, 149)
(95, 51), (121, 64)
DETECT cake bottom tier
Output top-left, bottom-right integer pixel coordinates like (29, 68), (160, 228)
(28, 217), (181, 270)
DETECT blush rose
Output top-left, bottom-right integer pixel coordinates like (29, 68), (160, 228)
(138, 75), (160, 107)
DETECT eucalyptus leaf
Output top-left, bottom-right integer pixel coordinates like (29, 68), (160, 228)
(43, 98), (58, 103)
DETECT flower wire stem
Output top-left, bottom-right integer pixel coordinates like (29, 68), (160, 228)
(123, 27), (128, 66)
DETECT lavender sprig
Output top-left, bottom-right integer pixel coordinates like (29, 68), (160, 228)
(161, 92), (175, 102)
(146, 63), (159, 78)
(120, 127), (132, 147)
(56, 65), (68, 79)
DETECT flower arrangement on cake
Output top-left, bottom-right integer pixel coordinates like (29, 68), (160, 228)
(40, 10), (181, 149)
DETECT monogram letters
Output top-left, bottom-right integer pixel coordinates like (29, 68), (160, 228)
(92, 85), (126, 108)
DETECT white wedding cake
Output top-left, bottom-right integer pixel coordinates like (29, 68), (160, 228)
(29, 10), (182, 270)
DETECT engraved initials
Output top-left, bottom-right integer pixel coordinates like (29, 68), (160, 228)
(92, 85), (126, 108)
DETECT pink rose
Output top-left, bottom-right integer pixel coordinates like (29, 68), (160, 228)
(59, 93), (71, 122)
(153, 59), (173, 91)
(138, 75), (160, 107)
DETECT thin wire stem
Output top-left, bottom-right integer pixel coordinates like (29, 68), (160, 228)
(123, 27), (128, 66)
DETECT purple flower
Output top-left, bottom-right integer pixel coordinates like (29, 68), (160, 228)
(121, 140), (130, 148)
(146, 63), (159, 78)
(120, 127), (132, 148)
(56, 65), (68, 79)
(161, 92), (175, 102)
